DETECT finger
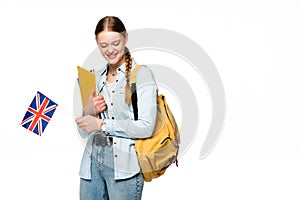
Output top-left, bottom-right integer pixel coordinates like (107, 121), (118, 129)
(89, 87), (95, 99)
(99, 104), (106, 110)
(95, 104), (106, 111)
(78, 121), (88, 129)
(94, 96), (104, 102)
(76, 121), (85, 128)
(94, 101), (105, 109)
(94, 100), (101, 106)
(75, 117), (83, 124)
(99, 102), (106, 107)
(95, 95), (104, 100)
(76, 116), (88, 125)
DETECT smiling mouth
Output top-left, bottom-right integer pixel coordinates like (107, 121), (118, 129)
(107, 53), (117, 59)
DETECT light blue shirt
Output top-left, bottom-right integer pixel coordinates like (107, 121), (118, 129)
(78, 59), (158, 180)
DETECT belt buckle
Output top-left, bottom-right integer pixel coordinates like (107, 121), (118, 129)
(94, 133), (113, 146)
(94, 133), (105, 146)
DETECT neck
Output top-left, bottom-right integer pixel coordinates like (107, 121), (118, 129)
(109, 54), (125, 70)
(108, 67), (117, 76)
(108, 66), (118, 74)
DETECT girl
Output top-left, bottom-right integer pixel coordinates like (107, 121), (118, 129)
(76, 16), (157, 200)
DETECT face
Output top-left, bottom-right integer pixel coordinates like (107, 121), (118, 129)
(96, 31), (128, 67)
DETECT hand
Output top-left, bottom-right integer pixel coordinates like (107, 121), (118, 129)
(75, 115), (104, 133)
(83, 88), (106, 116)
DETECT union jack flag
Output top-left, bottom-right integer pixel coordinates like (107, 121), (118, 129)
(21, 91), (58, 136)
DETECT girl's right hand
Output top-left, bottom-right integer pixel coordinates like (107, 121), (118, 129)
(75, 115), (104, 133)
(83, 88), (106, 116)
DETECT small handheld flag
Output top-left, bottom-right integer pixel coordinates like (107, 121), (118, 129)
(21, 91), (58, 136)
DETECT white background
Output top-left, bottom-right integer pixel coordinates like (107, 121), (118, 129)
(1, 0), (300, 199)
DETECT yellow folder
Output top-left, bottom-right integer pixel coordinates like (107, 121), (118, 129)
(77, 66), (97, 108)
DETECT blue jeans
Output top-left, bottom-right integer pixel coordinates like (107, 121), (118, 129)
(80, 144), (144, 200)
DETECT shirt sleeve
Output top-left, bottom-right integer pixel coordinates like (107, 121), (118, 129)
(104, 66), (158, 139)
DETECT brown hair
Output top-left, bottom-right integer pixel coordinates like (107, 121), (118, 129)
(95, 16), (132, 106)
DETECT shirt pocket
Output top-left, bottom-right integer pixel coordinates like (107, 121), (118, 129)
(118, 88), (125, 94)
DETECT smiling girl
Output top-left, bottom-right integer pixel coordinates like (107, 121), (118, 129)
(76, 16), (158, 200)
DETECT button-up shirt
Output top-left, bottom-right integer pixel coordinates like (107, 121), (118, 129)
(78, 59), (158, 180)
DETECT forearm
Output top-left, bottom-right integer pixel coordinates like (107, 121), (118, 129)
(105, 89), (157, 139)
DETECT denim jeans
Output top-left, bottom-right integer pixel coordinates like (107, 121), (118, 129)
(80, 144), (144, 200)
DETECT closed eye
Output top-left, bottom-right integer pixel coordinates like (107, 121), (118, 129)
(113, 41), (120, 46)
(99, 43), (108, 48)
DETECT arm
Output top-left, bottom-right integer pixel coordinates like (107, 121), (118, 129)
(104, 66), (158, 139)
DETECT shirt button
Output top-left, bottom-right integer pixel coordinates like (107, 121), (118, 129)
(118, 68), (121, 71)
(112, 90), (115, 93)
(116, 80), (118, 82)
(111, 103), (113, 106)
(114, 142), (117, 145)
(114, 155), (118, 157)
(111, 117), (115, 120)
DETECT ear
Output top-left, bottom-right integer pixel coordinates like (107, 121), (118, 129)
(124, 32), (128, 45)
(95, 34), (99, 44)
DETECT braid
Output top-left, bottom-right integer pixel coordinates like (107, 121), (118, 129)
(124, 47), (132, 106)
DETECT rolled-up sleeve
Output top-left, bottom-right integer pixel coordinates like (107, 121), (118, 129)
(105, 66), (157, 139)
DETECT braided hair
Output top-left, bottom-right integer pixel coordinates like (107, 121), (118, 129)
(124, 47), (132, 106)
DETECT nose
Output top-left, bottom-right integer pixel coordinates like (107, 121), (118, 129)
(108, 44), (114, 54)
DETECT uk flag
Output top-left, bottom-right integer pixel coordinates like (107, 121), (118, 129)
(21, 91), (58, 136)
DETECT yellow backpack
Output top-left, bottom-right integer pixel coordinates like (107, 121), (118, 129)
(131, 65), (180, 182)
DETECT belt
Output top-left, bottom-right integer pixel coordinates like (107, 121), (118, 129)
(93, 132), (113, 146)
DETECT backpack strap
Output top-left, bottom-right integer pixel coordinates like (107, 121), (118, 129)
(130, 65), (144, 121)
(130, 64), (144, 84)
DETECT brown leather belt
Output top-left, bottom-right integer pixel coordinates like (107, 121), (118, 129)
(93, 133), (113, 146)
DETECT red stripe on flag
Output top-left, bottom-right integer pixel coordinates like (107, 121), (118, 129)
(28, 98), (50, 131)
